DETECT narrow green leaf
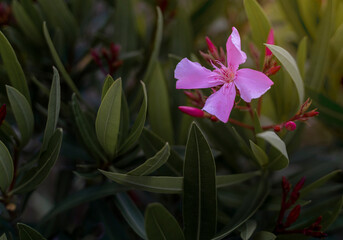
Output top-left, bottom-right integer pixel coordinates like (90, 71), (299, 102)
(307, 0), (335, 90)
(20, 0), (43, 29)
(17, 223), (46, 240)
(257, 131), (289, 170)
(42, 67), (60, 151)
(231, 127), (252, 158)
(142, 7), (163, 84)
(249, 140), (269, 167)
(296, 37), (307, 79)
(145, 203), (184, 240)
(115, 193), (147, 239)
(6, 85), (34, 147)
(253, 231), (276, 240)
(239, 220), (257, 240)
(9, 129), (63, 194)
(101, 75), (114, 101)
(0, 31), (30, 103)
(128, 143), (170, 176)
(95, 78), (122, 158)
(0, 141), (14, 192)
(100, 171), (258, 194)
(40, 183), (126, 223)
(183, 122), (216, 239)
(71, 94), (107, 162)
(297, 0), (320, 39)
(300, 170), (342, 197)
(147, 63), (174, 144)
(213, 175), (269, 240)
(0, 234), (7, 240)
(12, 0), (43, 44)
(244, 0), (271, 51)
(139, 128), (183, 176)
(119, 81), (148, 154)
(265, 44), (304, 107)
(43, 22), (81, 97)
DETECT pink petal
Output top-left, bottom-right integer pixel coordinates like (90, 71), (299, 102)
(175, 58), (221, 89)
(234, 68), (274, 102)
(265, 29), (274, 56)
(203, 83), (236, 123)
(226, 27), (247, 70)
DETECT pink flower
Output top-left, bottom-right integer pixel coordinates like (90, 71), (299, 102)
(265, 29), (274, 56)
(175, 27), (274, 122)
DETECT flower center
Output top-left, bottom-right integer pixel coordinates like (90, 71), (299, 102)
(214, 66), (236, 84)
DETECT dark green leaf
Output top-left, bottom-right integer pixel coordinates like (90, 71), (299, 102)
(115, 192), (146, 239)
(95, 78), (122, 158)
(145, 203), (184, 240)
(239, 219), (257, 240)
(128, 143), (170, 176)
(42, 67), (60, 151)
(9, 129), (63, 194)
(249, 140), (269, 167)
(6, 85), (34, 147)
(0, 140), (13, 192)
(17, 223), (46, 240)
(183, 122), (216, 239)
(213, 175), (269, 240)
(43, 22), (80, 97)
(101, 75), (114, 101)
(119, 81), (148, 154)
(0, 234), (7, 240)
(253, 231), (276, 240)
(0, 31), (30, 103)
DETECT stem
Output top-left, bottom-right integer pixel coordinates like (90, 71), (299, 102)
(245, 102), (254, 119)
(257, 96), (263, 116)
(228, 118), (254, 130)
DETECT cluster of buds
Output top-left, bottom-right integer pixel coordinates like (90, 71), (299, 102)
(273, 98), (319, 132)
(199, 37), (226, 66)
(274, 176), (327, 238)
(0, 104), (6, 126)
(0, 2), (12, 27)
(91, 43), (122, 76)
(263, 29), (281, 77)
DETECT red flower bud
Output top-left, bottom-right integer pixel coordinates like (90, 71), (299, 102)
(265, 29), (275, 57)
(274, 125), (282, 132)
(178, 106), (204, 118)
(303, 110), (319, 118)
(205, 36), (218, 56)
(285, 205), (301, 227)
(285, 121), (296, 131)
(0, 104), (6, 125)
(265, 65), (281, 76)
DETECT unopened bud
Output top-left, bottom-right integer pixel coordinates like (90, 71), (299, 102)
(265, 29), (274, 56)
(0, 104), (6, 125)
(265, 65), (281, 76)
(205, 36), (218, 56)
(282, 176), (291, 195)
(274, 125), (282, 132)
(285, 205), (301, 227)
(303, 110), (319, 118)
(285, 121), (296, 131)
(178, 106), (204, 118)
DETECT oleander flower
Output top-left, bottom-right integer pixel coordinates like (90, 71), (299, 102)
(175, 27), (274, 122)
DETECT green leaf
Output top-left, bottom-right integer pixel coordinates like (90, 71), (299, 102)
(71, 94), (107, 162)
(0, 140), (14, 192)
(139, 128), (183, 176)
(100, 171), (258, 194)
(257, 131), (289, 170)
(142, 7), (163, 84)
(244, 0), (271, 51)
(183, 122), (217, 239)
(12, 0), (43, 44)
(145, 203), (184, 240)
(95, 78), (122, 159)
(119, 81), (148, 154)
(253, 110), (265, 148)
(0, 31), (30, 103)
(115, 192), (146, 239)
(43, 22), (80, 97)
(213, 175), (269, 240)
(239, 219), (257, 240)
(6, 85), (34, 147)
(300, 170), (342, 197)
(40, 183), (126, 223)
(42, 67), (60, 151)
(253, 231), (276, 240)
(101, 75), (114, 101)
(306, 0), (335, 90)
(296, 37), (307, 79)
(297, 0), (320, 39)
(128, 143), (170, 176)
(0, 234), (7, 240)
(147, 63), (174, 144)
(249, 140), (269, 167)
(9, 129), (63, 194)
(17, 223), (46, 240)
(265, 44), (304, 107)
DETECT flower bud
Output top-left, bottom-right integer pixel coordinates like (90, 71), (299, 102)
(265, 29), (274, 56)
(178, 106), (204, 118)
(285, 121), (296, 131)
(205, 36), (218, 56)
(0, 104), (6, 125)
(274, 125), (282, 132)
(285, 205), (301, 227)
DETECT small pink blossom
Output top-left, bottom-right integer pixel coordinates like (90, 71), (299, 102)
(265, 29), (274, 56)
(285, 121), (296, 131)
(175, 27), (273, 122)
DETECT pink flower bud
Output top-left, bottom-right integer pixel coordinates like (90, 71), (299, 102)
(205, 36), (218, 55)
(178, 106), (204, 118)
(285, 121), (296, 131)
(0, 104), (6, 125)
(303, 110), (319, 118)
(265, 29), (274, 56)
(265, 65), (281, 76)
